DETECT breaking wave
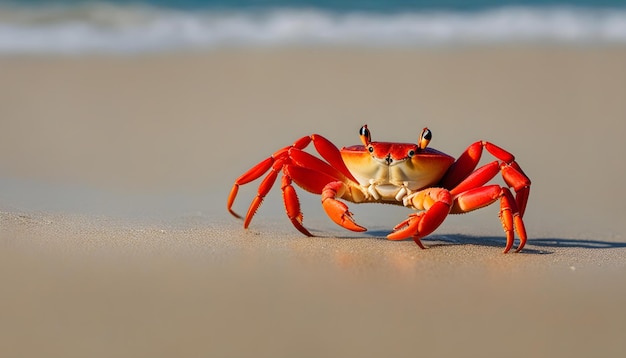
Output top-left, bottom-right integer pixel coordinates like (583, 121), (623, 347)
(1, 3), (626, 54)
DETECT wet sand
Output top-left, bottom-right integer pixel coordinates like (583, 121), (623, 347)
(1, 47), (626, 357)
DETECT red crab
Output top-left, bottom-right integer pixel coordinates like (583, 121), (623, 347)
(228, 125), (530, 253)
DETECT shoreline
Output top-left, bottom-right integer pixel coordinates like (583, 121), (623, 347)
(1, 46), (625, 357)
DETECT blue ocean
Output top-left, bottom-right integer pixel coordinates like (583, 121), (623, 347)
(1, 0), (625, 54)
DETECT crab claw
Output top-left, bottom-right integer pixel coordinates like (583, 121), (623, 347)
(387, 213), (427, 249)
(322, 197), (366, 232)
(387, 200), (451, 249)
(321, 181), (366, 232)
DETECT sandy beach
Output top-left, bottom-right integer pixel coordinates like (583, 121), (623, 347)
(1, 47), (626, 357)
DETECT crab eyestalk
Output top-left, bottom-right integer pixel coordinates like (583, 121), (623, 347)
(418, 127), (432, 150)
(359, 125), (371, 146)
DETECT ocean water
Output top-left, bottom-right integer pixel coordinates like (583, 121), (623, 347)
(0, 0), (625, 54)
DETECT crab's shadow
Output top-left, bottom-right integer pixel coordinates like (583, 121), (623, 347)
(353, 230), (626, 254)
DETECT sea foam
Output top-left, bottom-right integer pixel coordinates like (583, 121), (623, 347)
(1, 4), (625, 54)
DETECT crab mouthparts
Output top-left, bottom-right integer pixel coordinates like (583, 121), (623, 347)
(375, 154), (402, 166)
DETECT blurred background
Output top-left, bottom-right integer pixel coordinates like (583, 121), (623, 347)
(0, 0), (625, 236)
(1, 0), (625, 54)
(2, 2), (626, 358)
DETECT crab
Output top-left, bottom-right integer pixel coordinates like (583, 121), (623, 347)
(227, 125), (530, 253)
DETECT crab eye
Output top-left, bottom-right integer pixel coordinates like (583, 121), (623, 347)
(418, 127), (432, 150)
(408, 149), (416, 157)
(359, 126), (370, 138)
(368, 145), (374, 153)
(359, 125), (372, 146)
(423, 128), (432, 141)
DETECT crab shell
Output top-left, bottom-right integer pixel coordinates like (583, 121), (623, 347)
(341, 144), (455, 202)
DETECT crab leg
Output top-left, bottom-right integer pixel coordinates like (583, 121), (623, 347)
(288, 148), (351, 187)
(442, 141), (515, 186)
(502, 161), (531, 217)
(445, 159), (528, 253)
(281, 175), (312, 236)
(227, 136), (311, 223)
(450, 184), (527, 253)
(449, 161), (500, 196)
(227, 157), (274, 219)
(279, 163), (346, 236)
(228, 133), (361, 235)
(242, 159), (284, 229)
(387, 188), (452, 248)
(283, 162), (365, 232)
(440, 140), (531, 217)
(310, 134), (359, 183)
(499, 188), (527, 253)
(450, 184), (502, 213)
(440, 141), (485, 189)
(425, 138), (531, 252)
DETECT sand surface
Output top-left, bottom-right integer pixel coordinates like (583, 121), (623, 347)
(1, 47), (626, 357)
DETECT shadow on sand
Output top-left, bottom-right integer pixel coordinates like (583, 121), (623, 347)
(359, 231), (626, 254)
